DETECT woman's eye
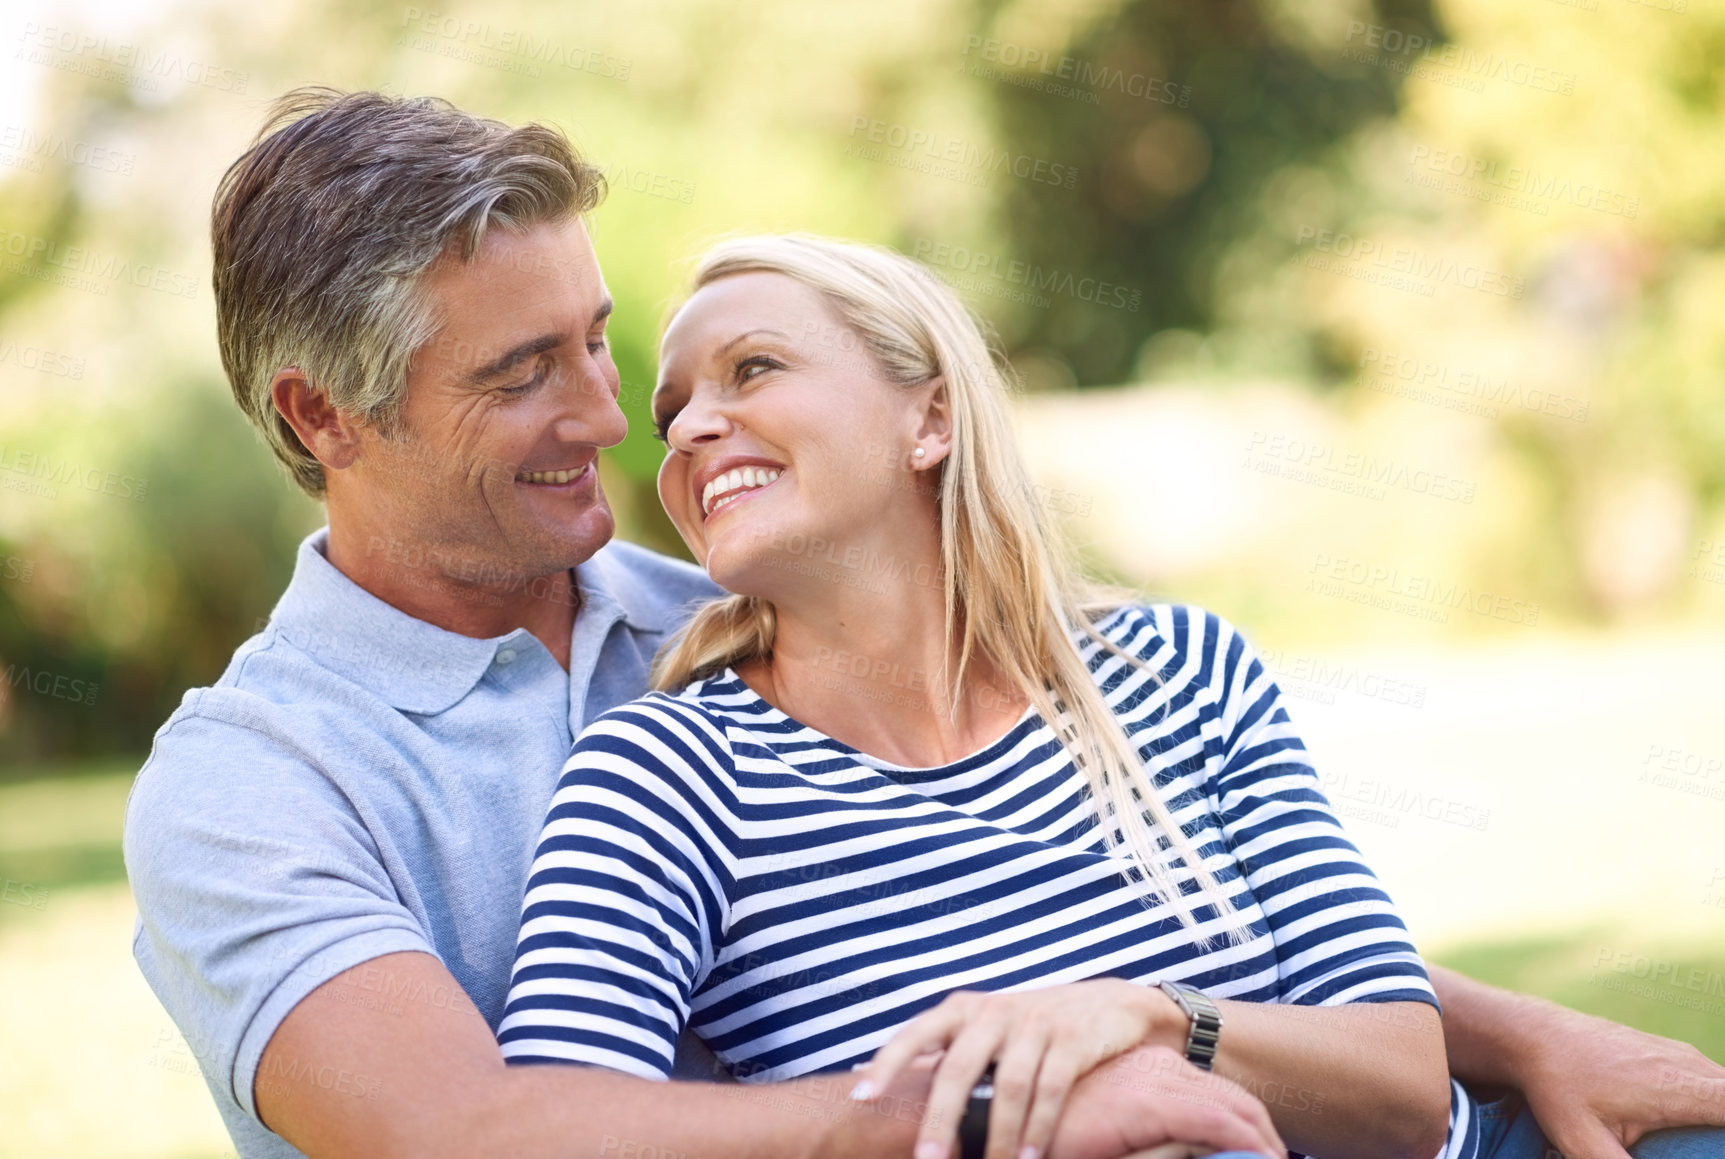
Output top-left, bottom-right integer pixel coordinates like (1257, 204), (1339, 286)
(736, 355), (781, 382)
(651, 412), (675, 442)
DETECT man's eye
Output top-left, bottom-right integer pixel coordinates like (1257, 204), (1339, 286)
(499, 360), (550, 397)
(587, 334), (609, 355)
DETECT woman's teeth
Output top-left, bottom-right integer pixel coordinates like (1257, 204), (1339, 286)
(701, 466), (782, 516)
(518, 466), (585, 484)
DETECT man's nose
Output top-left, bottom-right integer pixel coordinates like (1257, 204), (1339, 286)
(558, 365), (628, 447)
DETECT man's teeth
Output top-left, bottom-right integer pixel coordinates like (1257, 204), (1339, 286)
(701, 466), (782, 516)
(518, 466), (586, 484)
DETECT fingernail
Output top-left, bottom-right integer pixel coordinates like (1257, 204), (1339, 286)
(1018, 1148), (1039, 1159)
(849, 1080), (876, 1101)
(914, 1143), (948, 1159)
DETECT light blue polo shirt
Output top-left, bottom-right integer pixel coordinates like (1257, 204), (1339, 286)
(123, 528), (720, 1158)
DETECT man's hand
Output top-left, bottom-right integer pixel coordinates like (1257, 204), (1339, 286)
(1431, 964), (1725, 1159)
(1047, 1044), (1285, 1159)
(1513, 1007), (1725, 1159)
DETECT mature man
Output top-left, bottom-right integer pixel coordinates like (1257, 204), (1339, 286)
(125, 88), (1724, 1159)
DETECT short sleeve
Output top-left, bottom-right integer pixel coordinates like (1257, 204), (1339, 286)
(124, 707), (434, 1126)
(498, 699), (736, 1078)
(1201, 611), (1439, 1011)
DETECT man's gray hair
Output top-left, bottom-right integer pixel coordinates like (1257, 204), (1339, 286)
(212, 87), (605, 496)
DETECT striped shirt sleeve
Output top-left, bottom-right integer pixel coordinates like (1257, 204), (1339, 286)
(498, 699), (738, 1077)
(1202, 610), (1439, 1010)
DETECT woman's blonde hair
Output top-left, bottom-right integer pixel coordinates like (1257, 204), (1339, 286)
(652, 233), (1240, 936)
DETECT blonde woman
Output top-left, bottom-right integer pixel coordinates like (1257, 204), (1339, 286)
(497, 236), (1720, 1159)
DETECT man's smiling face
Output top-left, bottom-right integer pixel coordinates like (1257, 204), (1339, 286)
(340, 218), (628, 583)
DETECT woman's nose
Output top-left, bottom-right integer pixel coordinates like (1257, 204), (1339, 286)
(668, 389), (731, 449)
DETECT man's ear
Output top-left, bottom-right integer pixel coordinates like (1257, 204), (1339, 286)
(910, 375), (952, 469)
(271, 369), (363, 472)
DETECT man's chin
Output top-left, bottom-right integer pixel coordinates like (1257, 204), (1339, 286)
(522, 498), (617, 569)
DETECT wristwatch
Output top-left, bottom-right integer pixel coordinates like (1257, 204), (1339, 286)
(958, 1066), (994, 1159)
(1157, 979), (1223, 1071)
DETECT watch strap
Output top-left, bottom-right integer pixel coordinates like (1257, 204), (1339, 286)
(1157, 979), (1223, 1071)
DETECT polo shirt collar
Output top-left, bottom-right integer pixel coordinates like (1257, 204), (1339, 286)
(268, 528), (656, 715)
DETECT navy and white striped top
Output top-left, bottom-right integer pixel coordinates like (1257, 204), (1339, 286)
(501, 605), (1480, 1158)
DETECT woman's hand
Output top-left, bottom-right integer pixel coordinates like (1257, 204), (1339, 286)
(849, 980), (1185, 1159)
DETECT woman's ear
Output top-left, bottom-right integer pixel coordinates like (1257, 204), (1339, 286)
(910, 375), (952, 469)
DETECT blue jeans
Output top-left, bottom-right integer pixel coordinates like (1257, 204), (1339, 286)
(1477, 1091), (1725, 1159)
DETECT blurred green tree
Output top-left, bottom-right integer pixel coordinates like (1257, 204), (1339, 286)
(970, 0), (1441, 386)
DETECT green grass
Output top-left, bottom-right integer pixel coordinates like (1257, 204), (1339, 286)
(0, 765), (138, 913)
(1433, 930), (1725, 1061)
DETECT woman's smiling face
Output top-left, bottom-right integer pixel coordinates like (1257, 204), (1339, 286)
(652, 271), (942, 597)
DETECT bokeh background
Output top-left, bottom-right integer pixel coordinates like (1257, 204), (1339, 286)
(1, 0), (1722, 1154)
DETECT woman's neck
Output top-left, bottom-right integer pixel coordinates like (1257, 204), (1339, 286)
(738, 566), (1031, 768)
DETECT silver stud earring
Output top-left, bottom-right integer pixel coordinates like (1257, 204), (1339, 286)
(913, 447), (926, 459)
